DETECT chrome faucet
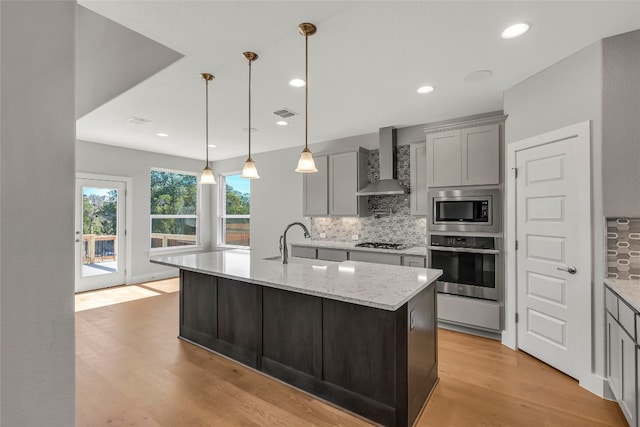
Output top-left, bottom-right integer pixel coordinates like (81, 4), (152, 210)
(279, 222), (311, 264)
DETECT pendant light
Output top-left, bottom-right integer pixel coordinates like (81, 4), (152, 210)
(295, 23), (318, 173)
(241, 52), (260, 179)
(199, 72), (216, 185)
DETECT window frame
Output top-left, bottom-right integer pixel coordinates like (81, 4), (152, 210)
(149, 167), (202, 254)
(218, 172), (251, 249)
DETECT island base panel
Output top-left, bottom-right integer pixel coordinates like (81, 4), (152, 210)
(178, 270), (437, 427)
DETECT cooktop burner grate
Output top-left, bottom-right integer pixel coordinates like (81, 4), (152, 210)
(355, 242), (408, 250)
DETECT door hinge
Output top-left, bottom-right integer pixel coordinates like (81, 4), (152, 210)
(515, 313), (519, 323)
(515, 240), (518, 250)
(513, 167), (518, 178)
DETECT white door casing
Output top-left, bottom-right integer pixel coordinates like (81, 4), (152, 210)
(75, 175), (131, 292)
(506, 121), (591, 383)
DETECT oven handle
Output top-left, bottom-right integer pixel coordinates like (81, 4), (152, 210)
(427, 245), (500, 255)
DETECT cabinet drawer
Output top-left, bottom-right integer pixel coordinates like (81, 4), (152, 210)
(317, 248), (348, 262)
(605, 287), (619, 318)
(349, 251), (402, 265)
(291, 246), (317, 259)
(402, 255), (426, 268)
(618, 300), (636, 340)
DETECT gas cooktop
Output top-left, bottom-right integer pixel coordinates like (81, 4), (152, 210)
(354, 242), (409, 250)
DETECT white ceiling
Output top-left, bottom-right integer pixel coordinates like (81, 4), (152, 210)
(76, 1), (640, 162)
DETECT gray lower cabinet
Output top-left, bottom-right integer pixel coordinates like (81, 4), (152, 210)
(350, 251), (402, 266)
(291, 246), (317, 259)
(403, 255), (427, 268)
(317, 248), (348, 262)
(605, 285), (638, 427)
(291, 245), (426, 269)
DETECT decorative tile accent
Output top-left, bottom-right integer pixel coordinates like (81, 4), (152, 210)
(311, 146), (427, 247)
(607, 218), (640, 279)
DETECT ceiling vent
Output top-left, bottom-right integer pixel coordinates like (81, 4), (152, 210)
(273, 108), (297, 118)
(126, 116), (152, 125)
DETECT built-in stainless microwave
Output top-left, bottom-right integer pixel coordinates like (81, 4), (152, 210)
(428, 189), (501, 233)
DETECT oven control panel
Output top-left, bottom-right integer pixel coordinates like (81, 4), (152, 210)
(430, 234), (495, 250)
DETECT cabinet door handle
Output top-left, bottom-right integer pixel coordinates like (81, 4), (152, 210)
(557, 266), (577, 274)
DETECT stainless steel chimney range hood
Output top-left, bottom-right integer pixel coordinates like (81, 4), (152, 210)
(356, 126), (407, 196)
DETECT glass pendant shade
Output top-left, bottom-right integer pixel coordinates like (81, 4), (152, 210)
(200, 165), (216, 184)
(295, 148), (317, 173)
(241, 158), (260, 179)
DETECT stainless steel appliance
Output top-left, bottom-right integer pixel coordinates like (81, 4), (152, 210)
(428, 234), (502, 301)
(354, 242), (408, 250)
(428, 188), (501, 233)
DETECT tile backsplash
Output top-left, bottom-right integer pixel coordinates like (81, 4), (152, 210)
(311, 146), (427, 247)
(607, 218), (640, 279)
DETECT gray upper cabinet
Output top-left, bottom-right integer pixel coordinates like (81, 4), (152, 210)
(426, 123), (500, 187)
(303, 155), (328, 216)
(426, 130), (461, 187)
(328, 150), (368, 217)
(410, 142), (427, 215)
(461, 124), (500, 185)
(303, 148), (368, 217)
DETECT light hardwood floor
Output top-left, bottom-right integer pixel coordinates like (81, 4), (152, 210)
(76, 280), (626, 426)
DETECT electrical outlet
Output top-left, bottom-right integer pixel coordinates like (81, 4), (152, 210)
(351, 234), (359, 241)
(319, 232), (326, 239)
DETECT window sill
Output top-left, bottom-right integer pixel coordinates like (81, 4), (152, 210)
(216, 244), (251, 250)
(149, 245), (205, 256)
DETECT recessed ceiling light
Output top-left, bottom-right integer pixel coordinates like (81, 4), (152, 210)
(276, 120), (289, 126)
(289, 78), (305, 87)
(157, 132), (169, 137)
(417, 85), (435, 94)
(501, 22), (531, 39)
(208, 144), (216, 148)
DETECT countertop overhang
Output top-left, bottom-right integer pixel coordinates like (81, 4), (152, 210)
(151, 250), (441, 311)
(605, 278), (640, 312)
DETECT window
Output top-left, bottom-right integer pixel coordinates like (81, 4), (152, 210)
(150, 169), (199, 250)
(220, 174), (250, 247)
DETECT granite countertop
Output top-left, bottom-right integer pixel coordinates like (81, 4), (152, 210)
(292, 240), (428, 256)
(151, 250), (441, 311)
(604, 278), (640, 313)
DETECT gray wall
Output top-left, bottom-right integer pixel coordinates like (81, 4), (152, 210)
(602, 29), (640, 217)
(213, 147), (308, 260)
(0, 2), (76, 425)
(503, 41), (605, 376)
(76, 140), (214, 283)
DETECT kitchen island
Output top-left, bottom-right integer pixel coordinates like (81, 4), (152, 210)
(151, 250), (441, 427)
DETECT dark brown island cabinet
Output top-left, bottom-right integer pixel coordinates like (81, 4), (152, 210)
(153, 253), (440, 427)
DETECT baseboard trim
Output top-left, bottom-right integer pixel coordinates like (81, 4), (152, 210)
(128, 270), (178, 285)
(579, 372), (607, 398)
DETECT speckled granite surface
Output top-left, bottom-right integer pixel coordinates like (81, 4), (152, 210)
(292, 240), (428, 256)
(151, 250), (440, 311)
(604, 278), (640, 313)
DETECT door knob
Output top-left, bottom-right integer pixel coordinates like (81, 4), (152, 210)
(557, 266), (577, 274)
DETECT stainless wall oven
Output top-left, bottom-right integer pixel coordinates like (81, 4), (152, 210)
(428, 188), (501, 233)
(428, 234), (502, 301)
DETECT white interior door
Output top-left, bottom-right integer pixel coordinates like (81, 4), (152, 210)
(515, 123), (591, 380)
(75, 178), (126, 293)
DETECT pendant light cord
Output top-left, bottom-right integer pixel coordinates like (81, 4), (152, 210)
(248, 57), (252, 159)
(305, 32), (309, 151)
(205, 78), (210, 166)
